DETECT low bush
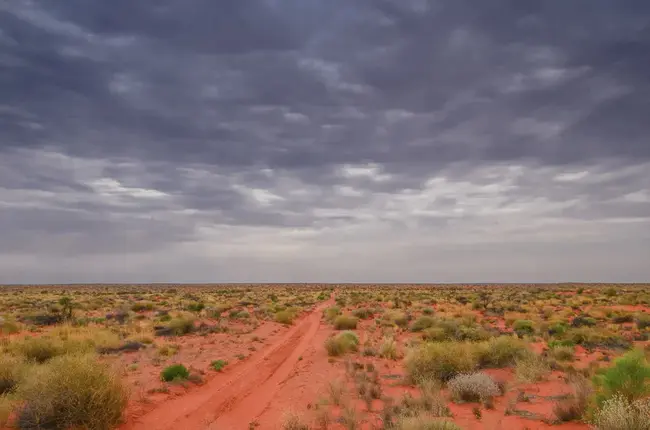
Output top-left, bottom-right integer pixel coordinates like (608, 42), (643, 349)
(512, 320), (535, 337)
(550, 345), (575, 361)
(131, 302), (154, 312)
(515, 352), (550, 382)
(447, 372), (499, 404)
(635, 314), (650, 330)
(565, 327), (631, 350)
(405, 341), (478, 383)
(476, 336), (529, 368)
(161, 364), (190, 382)
(422, 327), (449, 342)
(211, 359), (228, 372)
(571, 315), (598, 328)
(379, 336), (399, 360)
(395, 415), (462, 430)
(548, 321), (569, 336)
(611, 314), (634, 324)
(352, 308), (375, 320)
(592, 394), (650, 430)
(10, 337), (63, 363)
(324, 331), (359, 356)
(592, 349), (650, 408)
(383, 310), (410, 328)
(333, 315), (359, 330)
(186, 302), (205, 313)
(411, 316), (436, 332)
(275, 310), (296, 325)
(0, 355), (27, 394)
(323, 306), (341, 322)
(168, 317), (195, 336)
(16, 353), (127, 430)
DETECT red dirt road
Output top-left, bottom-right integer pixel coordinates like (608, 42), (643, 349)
(120, 297), (333, 430)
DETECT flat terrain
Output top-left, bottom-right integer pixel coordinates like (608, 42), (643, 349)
(1, 283), (650, 429)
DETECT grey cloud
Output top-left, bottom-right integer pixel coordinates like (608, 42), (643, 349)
(0, 0), (649, 282)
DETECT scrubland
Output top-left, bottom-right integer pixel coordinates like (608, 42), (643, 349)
(1, 283), (649, 429)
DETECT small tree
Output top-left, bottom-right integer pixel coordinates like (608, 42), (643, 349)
(58, 297), (74, 321)
(592, 349), (650, 408)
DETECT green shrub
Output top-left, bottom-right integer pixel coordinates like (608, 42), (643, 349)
(592, 349), (650, 408)
(186, 302), (205, 313)
(161, 364), (190, 382)
(405, 341), (478, 383)
(352, 308), (374, 320)
(512, 320), (535, 337)
(275, 310), (295, 325)
(168, 317), (195, 336)
(411, 316), (436, 332)
(333, 315), (359, 330)
(604, 288), (617, 297)
(383, 310), (410, 328)
(612, 314), (634, 324)
(565, 327), (631, 350)
(635, 314), (650, 330)
(324, 306), (341, 322)
(548, 321), (569, 336)
(548, 339), (576, 348)
(476, 336), (529, 368)
(16, 353), (127, 430)
(131, 302), (154, 312)
(572, 315), (598, 328)
(324, 331), (359, 356)
(211, 359), (228, 372)
(10, 337), (63, 363)
(422, 327), (449, 342)
(551, 345), (575, 361)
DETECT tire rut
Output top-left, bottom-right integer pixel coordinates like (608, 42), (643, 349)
(120, 298), (332, 430)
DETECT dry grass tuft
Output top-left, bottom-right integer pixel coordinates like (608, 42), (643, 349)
(16, 353), (128, 430)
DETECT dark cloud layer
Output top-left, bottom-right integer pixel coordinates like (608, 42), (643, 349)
(1, 1), (649, 283)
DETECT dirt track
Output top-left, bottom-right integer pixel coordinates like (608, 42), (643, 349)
(120, 297), (333, 430)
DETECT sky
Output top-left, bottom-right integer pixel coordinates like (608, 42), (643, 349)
(1, 0), (649, 284)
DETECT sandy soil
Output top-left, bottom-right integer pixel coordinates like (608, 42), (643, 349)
(119, 297), (335, 430)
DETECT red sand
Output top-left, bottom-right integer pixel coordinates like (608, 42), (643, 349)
(119, 297), (335, 430)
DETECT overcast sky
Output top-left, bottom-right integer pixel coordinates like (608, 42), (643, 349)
(1, 1), (649, 284)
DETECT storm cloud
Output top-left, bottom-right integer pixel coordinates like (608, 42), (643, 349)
(1, 0), (649, 283)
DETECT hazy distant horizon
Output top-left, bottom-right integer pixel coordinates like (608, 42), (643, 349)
(1, 1), (649, 284)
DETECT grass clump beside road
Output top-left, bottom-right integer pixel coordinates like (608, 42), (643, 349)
(211, 359), (228, 372)
(16, 353), (127, 430)
(161, 364), (190, 382)
(325, 331), (359, 356)
(333, 315), (359, 330)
